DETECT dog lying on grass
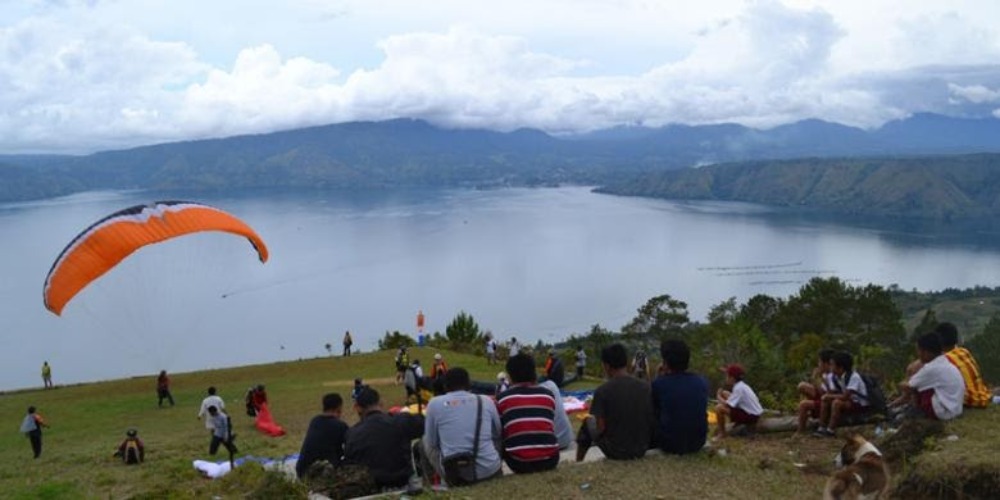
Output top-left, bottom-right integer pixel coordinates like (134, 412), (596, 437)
(823, 433), (890, 500)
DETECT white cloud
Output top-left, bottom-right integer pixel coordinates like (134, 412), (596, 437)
(949, 83), (1000, 104)
(3, 0), (1000, 153)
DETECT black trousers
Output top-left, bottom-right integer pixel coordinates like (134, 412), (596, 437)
(210, 435), (238, 455)
(28, 430), (42, 458)
(158, 389), (175, 407)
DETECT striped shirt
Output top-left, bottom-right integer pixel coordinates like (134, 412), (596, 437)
(945, 347), (991, 408)
(496, 384), (559, 465)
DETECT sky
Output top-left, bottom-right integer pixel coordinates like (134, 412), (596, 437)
(2, 0), (1000, 154)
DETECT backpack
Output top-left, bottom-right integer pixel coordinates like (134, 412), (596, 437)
(860, 373), (887, 416)
(123, 438), (141, 465)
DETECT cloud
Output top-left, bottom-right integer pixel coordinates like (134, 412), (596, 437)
(949, 83), (1000, 104)
(3, 1), (1000, 153)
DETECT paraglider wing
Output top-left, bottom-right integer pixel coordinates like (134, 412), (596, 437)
(43, 201), (269, 316)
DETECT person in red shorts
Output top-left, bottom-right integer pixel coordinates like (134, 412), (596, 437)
(714, 364), (763, 438)
(814, 351), (869, 437)
(899, 332), (965, 421)
(795, 348), (839, 433)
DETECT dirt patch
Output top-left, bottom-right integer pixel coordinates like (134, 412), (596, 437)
(321, 377), (397, 387)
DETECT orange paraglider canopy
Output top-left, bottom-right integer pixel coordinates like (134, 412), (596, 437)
(43, 201), (268, 316)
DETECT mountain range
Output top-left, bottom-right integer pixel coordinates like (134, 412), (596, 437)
(2, 113), (1000, 216)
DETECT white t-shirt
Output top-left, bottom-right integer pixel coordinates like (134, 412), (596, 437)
(821, 372), (838, 393)
(198, 395), (226, 429)
(908, 355), (965, 421)
(842, 371), (869, 407)
(727, 380), (763, 416)
(576, 350), (586, 367)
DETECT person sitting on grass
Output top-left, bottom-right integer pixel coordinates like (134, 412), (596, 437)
(496, 353), (560, 473)
(576, 344), (654, 461)
(796, 348), (839, 433)
(936, 322), (991, 409)
(206, 406), (238, 456)
(714, 364), (763, 438)
(814, 351), (869, 437)
(345, 387), (425, 489)
(419, 367), (502, 487)
(651, 339), (709, 455)
(114, 428), (145, 465)
(896, 332), (965, 421)
(296, 393), (349, 479)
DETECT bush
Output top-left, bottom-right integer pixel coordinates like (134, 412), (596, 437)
(378, 331), (416, 350)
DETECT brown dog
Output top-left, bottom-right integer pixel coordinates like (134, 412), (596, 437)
(823, 433), (890, 500)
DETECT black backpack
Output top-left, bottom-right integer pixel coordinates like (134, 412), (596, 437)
(860, 373), (887, 416)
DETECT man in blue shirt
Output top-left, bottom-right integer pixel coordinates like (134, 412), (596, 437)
(651, 339), (709, 454)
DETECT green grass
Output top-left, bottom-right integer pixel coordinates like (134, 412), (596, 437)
(3, 347), (996, 498)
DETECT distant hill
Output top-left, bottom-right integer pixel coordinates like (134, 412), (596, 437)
(597, 154), (1000, 219)
(4, 114), (1000, 206)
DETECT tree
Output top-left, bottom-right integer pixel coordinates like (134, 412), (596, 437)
(445, 311), (481, 349)
(911, 308), (938, 340)
(968, 313), (1000, 384)
(378, 331), (415, 350)
(621, 294), (689, 339)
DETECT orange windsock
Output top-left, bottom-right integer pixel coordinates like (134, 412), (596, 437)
(43, 201), (268, 316)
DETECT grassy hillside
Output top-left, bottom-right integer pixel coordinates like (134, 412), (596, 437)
(2, 347), (996, 499)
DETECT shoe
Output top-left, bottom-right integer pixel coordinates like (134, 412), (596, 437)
(811, 428), (830, 438)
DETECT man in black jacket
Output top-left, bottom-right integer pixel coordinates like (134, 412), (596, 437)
(345, 387), (424, 488)
(296, 393), (349, 479)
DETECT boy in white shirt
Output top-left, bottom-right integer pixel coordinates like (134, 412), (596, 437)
(814, 351), (869, 437)
(900, 332), (965, 421)
(796, 349), (839, 433)
(714, 364), (763, 438)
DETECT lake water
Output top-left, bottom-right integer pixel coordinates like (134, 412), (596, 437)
(3, 186), (1000, 390)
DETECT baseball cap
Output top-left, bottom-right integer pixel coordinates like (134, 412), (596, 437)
(721, 364), (745, 379)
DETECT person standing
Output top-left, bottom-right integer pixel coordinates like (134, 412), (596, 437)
(296, 393), (349, 479)
(198, 387), (225, 432)
(575, 344), (654, 461)
(207, 406), (238, 456)
(157, 370), (175, 408)
(343, 331), (353, 357)
(20, 406), (49, 459)
(485, 338), (497, 365)
(41, 361), (53, 389)
(575, 346), (587, 379)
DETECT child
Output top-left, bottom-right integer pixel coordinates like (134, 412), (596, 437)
(714, 364), (763, 438)
(898, 332), (965, 421)
(115, 428), (145, 464)
(814, 351), (869, 437)
(796, 348), (839, 433)
(496, 371), (511, 397)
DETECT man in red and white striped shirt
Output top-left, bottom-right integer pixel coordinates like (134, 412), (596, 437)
(496, 353), (560, 474)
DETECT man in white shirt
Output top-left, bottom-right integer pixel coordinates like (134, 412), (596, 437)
(901, 332), (965, 421)
(198, 387), (225, 431)
(420, 368), (502, 486)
